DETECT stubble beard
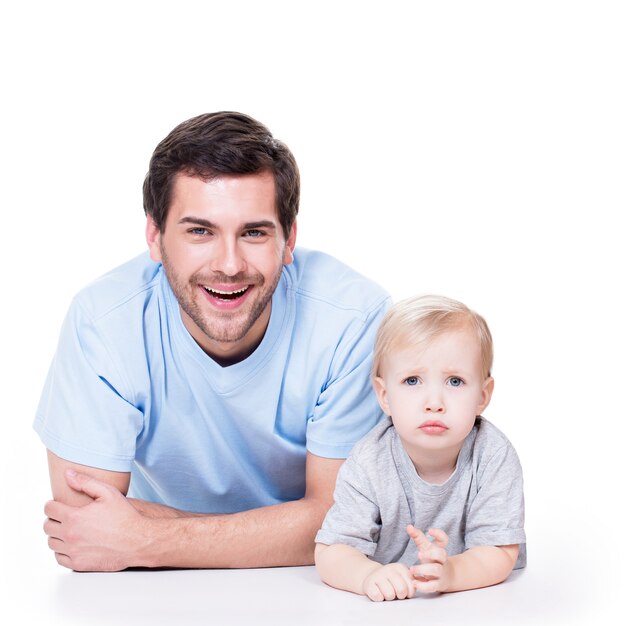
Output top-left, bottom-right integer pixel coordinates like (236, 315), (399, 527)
(160, 247), (283, 345)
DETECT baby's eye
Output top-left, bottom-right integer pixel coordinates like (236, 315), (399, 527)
(404, 376), (420, 386)
(447, 377), (464, 387)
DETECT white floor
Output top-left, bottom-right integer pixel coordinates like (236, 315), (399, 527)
(2, 466), (623, 626)
(2, 560), (621, 626)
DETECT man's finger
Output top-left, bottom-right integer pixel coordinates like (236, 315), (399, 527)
(44, 499), (70, 523)
(43, 517), (63, 539)
(54, 552), (73, 570)
(65, 469), (117, 500)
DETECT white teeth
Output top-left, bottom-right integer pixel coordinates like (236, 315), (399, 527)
(204, 286), (248, 295)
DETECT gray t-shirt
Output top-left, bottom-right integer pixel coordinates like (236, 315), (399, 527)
(316, 416), (526, 569)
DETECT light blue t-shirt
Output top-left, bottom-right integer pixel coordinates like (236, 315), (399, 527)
(34, 249), (390, 514)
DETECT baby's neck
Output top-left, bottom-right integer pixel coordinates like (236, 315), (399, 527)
(408, 446), (462, 485)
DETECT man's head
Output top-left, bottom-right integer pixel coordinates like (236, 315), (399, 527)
(143, 111), (300, 239)
(143, 113), (299, 365)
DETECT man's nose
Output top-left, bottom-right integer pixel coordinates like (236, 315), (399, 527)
(211, 238), (246, 277)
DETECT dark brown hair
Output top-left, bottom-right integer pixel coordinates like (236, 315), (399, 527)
(143, 111), (300, 236)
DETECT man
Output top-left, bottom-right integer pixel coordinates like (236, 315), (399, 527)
(36, 111), (389, 571)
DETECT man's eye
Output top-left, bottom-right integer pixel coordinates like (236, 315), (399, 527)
(404, 377), (420, 386)
(245, 229), (265, 238)
(189, 228), (209, 236)
(447, 377), (464, 387)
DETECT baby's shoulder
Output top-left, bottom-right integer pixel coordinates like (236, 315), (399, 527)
(470, 416), (522, 478)
(346, 418), (396, 469)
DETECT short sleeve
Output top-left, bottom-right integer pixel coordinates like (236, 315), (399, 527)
(33, 299), (144, 472)
(305, 297), (389, 458)
(465, 443), (526, 567)
(315, 455), (381, 556)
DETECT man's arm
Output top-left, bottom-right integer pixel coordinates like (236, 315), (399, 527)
(44, 451), (342, 571)
(47, 450), (130, 505)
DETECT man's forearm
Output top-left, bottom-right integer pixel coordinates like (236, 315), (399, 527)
(133, 497), (331, 569)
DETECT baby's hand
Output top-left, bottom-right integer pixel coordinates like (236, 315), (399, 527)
(407, 525), (451, 593)
(361, 562), (417, 602)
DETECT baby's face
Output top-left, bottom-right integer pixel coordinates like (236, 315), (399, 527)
(373, 327), (493, 466)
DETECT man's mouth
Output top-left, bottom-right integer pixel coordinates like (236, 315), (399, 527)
(202, 285), (250, 301)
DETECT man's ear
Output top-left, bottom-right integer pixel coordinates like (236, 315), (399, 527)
(282, 221), (297, 265)
(477, 377), (495, 415)
(146, 215), (163, 262)
(373, 376), (392, 416)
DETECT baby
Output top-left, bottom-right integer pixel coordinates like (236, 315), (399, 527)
(315, 295), (526, 601)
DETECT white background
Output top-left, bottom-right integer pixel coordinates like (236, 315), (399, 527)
(1, 1), (624, 623)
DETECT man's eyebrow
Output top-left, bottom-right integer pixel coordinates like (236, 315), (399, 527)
(242, 220), (277, 230)
(177, 217), (277, 230)
(178, 216), (216, 228)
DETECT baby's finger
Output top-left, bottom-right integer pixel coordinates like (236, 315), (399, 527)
(411, 563), (441, 581)
(428, 527), (449, 548)
(388, 572), (412, 600)
(407, 525), (431, 551)
(365, 581), (384, 602)
(413, 577), (442, 594)
(377, 577), (398, 602)
(418, 545), (447, 565)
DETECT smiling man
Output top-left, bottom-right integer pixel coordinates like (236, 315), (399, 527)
(34, 112), (389, 571)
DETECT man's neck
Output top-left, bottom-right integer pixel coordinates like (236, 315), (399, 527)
(180, 305), (271, 367)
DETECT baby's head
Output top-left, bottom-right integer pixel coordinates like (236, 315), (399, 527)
(373, 294), (493, 382)
(372, 295), (495, 456)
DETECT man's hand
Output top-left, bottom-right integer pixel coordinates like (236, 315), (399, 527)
(407, 525), (451, 593)
(44, 469), (149, 571)
(44, 451), (341, 570)
(361, 562), (417, 602)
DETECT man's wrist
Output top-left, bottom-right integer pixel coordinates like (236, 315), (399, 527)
(130, 516), (168, 569)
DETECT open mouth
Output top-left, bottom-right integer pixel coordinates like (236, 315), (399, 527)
(202, 285), (250, 301)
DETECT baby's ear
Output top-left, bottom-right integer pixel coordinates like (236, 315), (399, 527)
(477, 377), (495, 414)
(373, 377), (391, 416)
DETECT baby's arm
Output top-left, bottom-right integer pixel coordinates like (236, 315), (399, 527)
(408, 525), (519, 593)
(315, 543), (417, 601)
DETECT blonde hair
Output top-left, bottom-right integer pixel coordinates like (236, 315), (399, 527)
(373, 294), (493, 380)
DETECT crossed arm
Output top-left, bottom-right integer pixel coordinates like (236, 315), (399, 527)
(44, 450), (342, 572)
(315, 525), (519, 601)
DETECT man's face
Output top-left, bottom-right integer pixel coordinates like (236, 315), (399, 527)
(146, 171), (296, 363)
(373, 327), (493, 473)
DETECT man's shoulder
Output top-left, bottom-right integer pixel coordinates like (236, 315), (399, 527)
(287, 248), (390, 317)
(72, 252), (162, 322)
